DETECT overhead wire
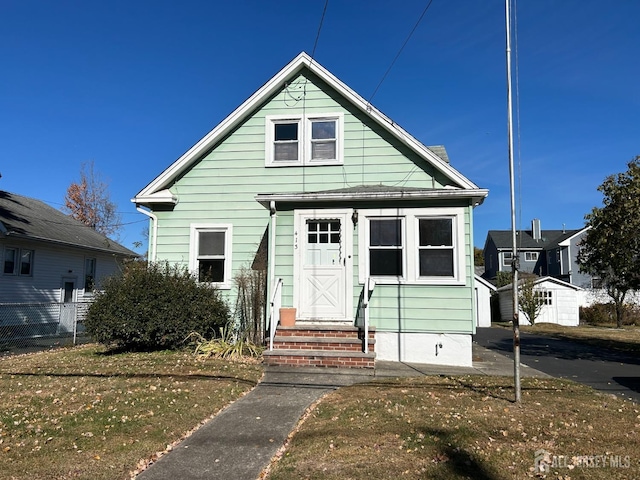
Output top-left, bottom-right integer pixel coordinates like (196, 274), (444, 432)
(302, 0), (330, 192)
(367, 0), (434, 105)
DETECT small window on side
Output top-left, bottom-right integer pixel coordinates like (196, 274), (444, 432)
(4, 247), (17, 275)
(85, 258), (96, 292)
(20, 250), (33, 276)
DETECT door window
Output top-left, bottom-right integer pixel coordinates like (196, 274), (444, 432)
(305, 219), (341, 266)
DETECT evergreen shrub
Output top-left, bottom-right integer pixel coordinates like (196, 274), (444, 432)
(85, 261), (230, 350)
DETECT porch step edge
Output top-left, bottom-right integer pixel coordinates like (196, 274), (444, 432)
(264, 349), (376, 359)
(273, 336), (376, 345)
(278, 325), (376, 332)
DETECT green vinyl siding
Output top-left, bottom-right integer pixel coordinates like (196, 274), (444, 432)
(149, 67), (476, 330)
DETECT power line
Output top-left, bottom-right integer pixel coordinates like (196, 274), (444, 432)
(368, 0), (434, 105)
(310, 0), (329, 64)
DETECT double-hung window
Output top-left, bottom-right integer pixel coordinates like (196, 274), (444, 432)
(190, 224), (232, 288)
(418, 218), (454, 277)
(3, 247), (34, 276)
(309, 118), (337, 162)
(360, 208), (464, 285)
(368, 218), (404, 277)
(273, 120), (301, 162)
(266, 114), (343, 166)
(525, 251), (539, 262)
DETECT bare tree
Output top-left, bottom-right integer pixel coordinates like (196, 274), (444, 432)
(64, 161), (122, 239)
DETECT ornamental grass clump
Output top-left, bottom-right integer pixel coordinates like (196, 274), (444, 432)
(187, 328), (264, 360)
(85, 261), (230, 351)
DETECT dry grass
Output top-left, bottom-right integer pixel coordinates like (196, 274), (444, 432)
(0, 345), (263, 479)
(267, 376), (639, 480)
(505, 323), (640, 355)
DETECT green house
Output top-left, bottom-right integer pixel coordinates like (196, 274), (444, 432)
(133, 53), (488, 367)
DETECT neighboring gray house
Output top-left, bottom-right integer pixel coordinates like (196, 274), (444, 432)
(0, 191), (136, 335)
(483, 219), (592, 288)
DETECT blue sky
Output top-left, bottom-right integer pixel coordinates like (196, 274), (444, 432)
(2, 0), (638, 253)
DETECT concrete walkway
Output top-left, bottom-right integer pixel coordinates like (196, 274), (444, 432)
(136, 343), (546, 480)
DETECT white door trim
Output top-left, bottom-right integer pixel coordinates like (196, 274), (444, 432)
(293, 208), (353, 321)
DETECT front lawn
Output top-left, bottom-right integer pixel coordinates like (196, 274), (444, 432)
(266, 376), (639, 479)
(0, 345), (263, 479)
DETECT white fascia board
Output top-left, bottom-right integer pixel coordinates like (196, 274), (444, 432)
(136, 52), (480, 199)
(131, 189), (178, 206)
(135, 53), (313, 199)
(534, 276), (582, 291)
(474, 274), (496, 291)
(558, 226), (590, 246)
(497, 276), (582, 292)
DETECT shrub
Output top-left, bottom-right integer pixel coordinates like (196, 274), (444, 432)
(580, 302), (640, 327)
(85, 261), (230, 350)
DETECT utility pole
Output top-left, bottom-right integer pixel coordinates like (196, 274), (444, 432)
(505, 0), (521, 403)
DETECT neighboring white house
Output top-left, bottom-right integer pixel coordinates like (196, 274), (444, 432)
(474, 274), (496, 328)
(0, 191), (136, 336)
(497, 276), (581, 326)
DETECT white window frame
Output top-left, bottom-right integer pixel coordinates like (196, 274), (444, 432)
(502, 251), (513, 268)
(416, 216), (457, 279)
(265, 113), (343, 167)
(358, 207), (466, 285)
(525, 251), (539, 262)
(3, 246), (34, 277)
(189, 224), (233, 289)
(366, 216), (406, 281)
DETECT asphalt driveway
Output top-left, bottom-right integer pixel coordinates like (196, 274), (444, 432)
(474, 327), (640, 403)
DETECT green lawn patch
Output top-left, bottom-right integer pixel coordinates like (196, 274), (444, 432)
(0, 345), (263, 479)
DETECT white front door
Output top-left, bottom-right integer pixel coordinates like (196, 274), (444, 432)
(58, 278), (76, 334)
(295, 209), (352, 321)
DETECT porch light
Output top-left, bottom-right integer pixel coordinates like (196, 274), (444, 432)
(352, 209), (358, 225)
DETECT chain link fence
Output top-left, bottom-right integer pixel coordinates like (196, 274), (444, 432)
(0, 302), (91, 356)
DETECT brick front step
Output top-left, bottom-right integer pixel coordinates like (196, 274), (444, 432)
(263, 349), (375, 369)
(265, 324), (376, 369)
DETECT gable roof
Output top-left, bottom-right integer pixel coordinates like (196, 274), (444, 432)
(134, 52), (485, 205)
(0, 191), (136, 256)
(496, 275), (582, 292)
(557, 226), (589, 247)
(486, 228), (582, 251)
(474, 274), (497, 291)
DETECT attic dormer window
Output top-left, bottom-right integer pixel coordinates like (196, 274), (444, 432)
(266, 114), (343, 166)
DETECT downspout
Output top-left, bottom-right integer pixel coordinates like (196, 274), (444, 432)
(268, 201), (277, 343)
(268, 201), (277, 293)
(136, 205), (158, 262)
